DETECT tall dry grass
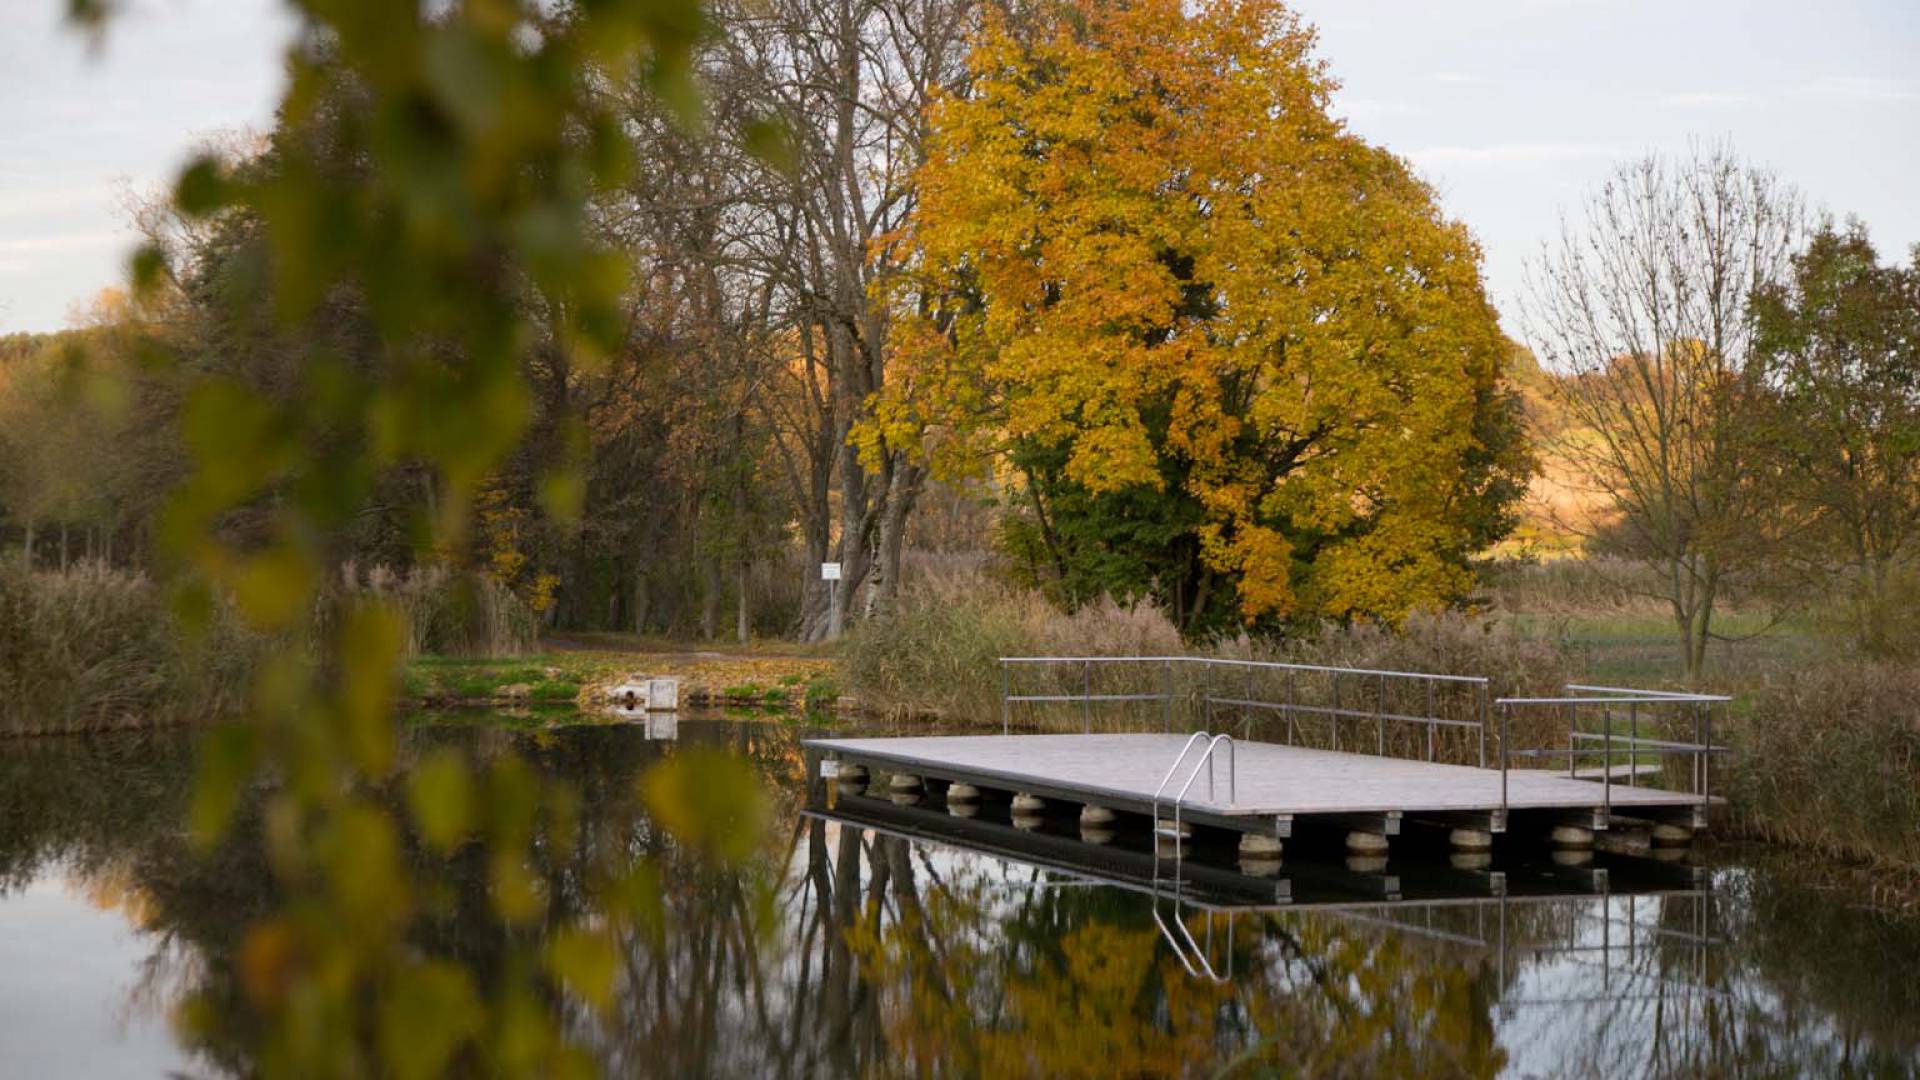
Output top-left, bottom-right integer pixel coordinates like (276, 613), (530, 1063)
(331, 562), (539, 658)
(845, 564), (1568, 751)
(1721, 660), (1920, 876)
(0, 561), (263, 735)
(843, 568), (1182, 722)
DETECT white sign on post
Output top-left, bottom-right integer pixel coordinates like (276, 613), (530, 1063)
(820, 562), (843, 581)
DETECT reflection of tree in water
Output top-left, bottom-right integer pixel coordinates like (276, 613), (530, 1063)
(3, 724), (1920, 1075)
(835, 834), (1503, 1076)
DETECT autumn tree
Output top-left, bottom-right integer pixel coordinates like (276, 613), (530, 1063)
(866, 0), (1528, 631)
(1526, 147), (1802, 677)
(1752, 222), (1920, 655)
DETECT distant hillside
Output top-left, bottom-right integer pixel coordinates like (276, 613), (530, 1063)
(1501, 342), (1605, 557)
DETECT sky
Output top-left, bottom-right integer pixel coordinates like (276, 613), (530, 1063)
(0, 0), (1916, 335)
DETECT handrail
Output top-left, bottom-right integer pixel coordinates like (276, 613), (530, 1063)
(1564, 684), (1731, 702)
(1172, 734), (1236, 809)
(1151, 731), (1215, 808)
(1495, 685), (1728, 824)
(1001, 654), (1490, 685)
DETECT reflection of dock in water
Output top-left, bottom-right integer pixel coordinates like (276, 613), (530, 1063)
(810, 786), (1705, 912)
(807, 783), (1720, 994)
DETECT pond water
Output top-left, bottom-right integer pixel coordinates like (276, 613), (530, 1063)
(1, 716), (1917, 1077)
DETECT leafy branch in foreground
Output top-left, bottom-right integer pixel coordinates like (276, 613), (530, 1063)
(73, 0), (773, 1073)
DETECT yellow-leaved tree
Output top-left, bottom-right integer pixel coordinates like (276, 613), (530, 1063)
(864, 0), (1527, 628)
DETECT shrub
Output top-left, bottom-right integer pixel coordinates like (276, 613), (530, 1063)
(338, 562), (539, 657)
(1722, 660), (1920, 874)
(848, 566), (1573, 754)
(845, 565), (1179, 722)
(0, 561), (263, 735)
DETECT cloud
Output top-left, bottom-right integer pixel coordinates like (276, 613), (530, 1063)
(1409, 142), (1624, 166)
(1433, 72), (1487, 85)
(0, 180), (125, 219)
(0, 232), (127, 255)
(1793, 76), (1919, 102)
(1338, 98), (1428, 120)
(1661, 91), (1754, 108)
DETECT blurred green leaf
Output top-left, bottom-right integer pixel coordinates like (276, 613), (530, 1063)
(545, 927), (618, 1014)
(189, 723), (258, 849)
(378, 962), (482, 1080)
(640, 750), (768, 862)
(407, 749), (475, 855)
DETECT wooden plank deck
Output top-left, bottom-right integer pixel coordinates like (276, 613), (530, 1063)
(805, 733), (1711, 834)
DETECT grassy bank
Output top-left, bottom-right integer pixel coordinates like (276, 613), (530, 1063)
(401, 642), (840, 715)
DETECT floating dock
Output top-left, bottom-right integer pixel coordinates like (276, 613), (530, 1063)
(804, 657), (1728, 854)
(807, 732), (1712, 840)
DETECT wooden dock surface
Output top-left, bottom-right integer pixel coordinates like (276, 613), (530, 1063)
(806, 733), (1709, 833)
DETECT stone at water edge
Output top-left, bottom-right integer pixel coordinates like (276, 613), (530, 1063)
(1651, 822), (1695, 847)
(1345, 831), (1390, 856)
(1238, 832), (1283, 856)
(1079, 804), (1116, 825)
(1010, 793), (1045, 813)
(1550, 825), (1595, 850)
(1448, 828), (1494, 852)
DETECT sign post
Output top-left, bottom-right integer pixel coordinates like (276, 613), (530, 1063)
(821, 562), (844, 639)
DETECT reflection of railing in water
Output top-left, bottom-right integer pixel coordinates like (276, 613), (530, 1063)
(1318, 889), (1723, 1011)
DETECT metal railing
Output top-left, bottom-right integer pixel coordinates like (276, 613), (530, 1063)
(999, 656), (1735, 826)
(1495, 686), (1731, 819)
(1000, 655), (1492, 765)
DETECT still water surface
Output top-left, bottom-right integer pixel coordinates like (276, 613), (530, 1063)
(1, 716), (1916, 1077)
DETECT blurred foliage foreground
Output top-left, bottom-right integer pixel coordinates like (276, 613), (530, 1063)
(61, 0), (784, 1073)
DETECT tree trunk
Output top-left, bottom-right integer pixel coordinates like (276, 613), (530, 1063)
(701, 557), (721, 640)
(59, 522), (68, 570)
(736, 561), (751, 644)
(864, 461), (923, 619)
(21, 517), (33, 570)
(631, 565), (651, 636)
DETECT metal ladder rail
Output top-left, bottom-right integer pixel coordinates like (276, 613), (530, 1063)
(1152, 901), (1233, 983)
(1151, 734), (1238, 981)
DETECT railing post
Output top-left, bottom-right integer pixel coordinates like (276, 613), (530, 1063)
(1162, 659), (1173, 733)
(1332, 672), (1341, 752)
(1567, 701), (1577, 778)
(1376, 672), (1386, 756)
(1425, 677), (1436, 761)
(1500, 701), (1510, 815)
(1001, 661), (1011, 736)
(1283, 669), (1294, 745)
(1602, 701), (1612, 816)
(1702, 702), (1714, 806)
(1477, 682), (1488, 769)
(1628, 700), (1639, 787)
(1082, 660), (1091, 734)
